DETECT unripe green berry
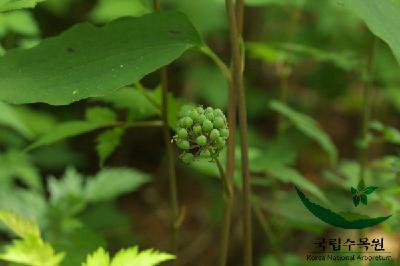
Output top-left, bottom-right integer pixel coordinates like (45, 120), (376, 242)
(177, 140), (190, 149)
(181, 153), (194, 164)
(200, 150), (211, 158)
(205, 107), (213, 113)
(196, 114), (207, 124)
(193, 124), (202, 134)
(177, 128), (188, 139)
(206, 112), (214, 121)
(196, 106), (204, 114)
(214, 108), (224, 117)
(188, 110), (199, 120)
(220, 128), (229, 138)
(216, 137), (225, 148)
(214, 117), (225, 129)
(196, 135), (207, 146)
(202, 120), (213, 132)
(182, 117), (193, 128)
(210, 129), (220, 141)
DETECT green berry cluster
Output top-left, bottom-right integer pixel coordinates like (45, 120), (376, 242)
(174, 105), (229, 164)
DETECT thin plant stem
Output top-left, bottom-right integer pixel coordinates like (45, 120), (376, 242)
(153, 1), (180, 263)
(200, 45), (231, 81)
(358, 36), (378, 188)
(214, 157), (234, 266)
(135, 81), (162, 111)
(225, 0), (252, 265)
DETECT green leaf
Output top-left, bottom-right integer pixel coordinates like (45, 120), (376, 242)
(0, 10), (39, 37)
(0, 150), (42, 191)
(26, 121), (111, 151)
(48, 168), (86, 216)
(0, 0), (45, 12)
(82, 247), (110, 266)
(269, 100), (337, 165)
(266, 164), (327, 202)
(0, 101), (34, 139)
(364, 186), (378, 195)
(0, 210), (40, 239)
(341, 0), (400, 64)
(0, 11), (201, 105)
(96, 127), (125, 167)
(353, 195), (360, 206)
(90, 0), (150, 23)
(85, 107), (117, 124)
(98, 87), (159, 121)
(351, 186), (357, 194)
(85, 168), (150, 202)
(0, 237), (65, 266)
(360, 194), (368, 205)
(83, 246), (175, 266)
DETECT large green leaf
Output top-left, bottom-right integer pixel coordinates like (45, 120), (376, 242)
(0, 11), (201, 105)
(341, 0), (400, 64)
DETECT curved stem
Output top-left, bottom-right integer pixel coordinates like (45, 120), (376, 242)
(200, 45), (231, 81)
(214, 157), (234, 266)
(153, 1), (180, 263)
(225, 0), (252, 265)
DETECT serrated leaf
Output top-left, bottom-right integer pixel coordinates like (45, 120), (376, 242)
(47, 168), (86, 216)
(364, 186), (378, 195)
(353, 195), (360, 206)
(82, 247), (110, 266)
(83, 246), (175, 266)
(351, 186), (357, 194)
(111, 247), (175, 266)
(269, 100), (337, 165)
(26, 120), (113, 151)
(0, 0), (45, 12)
(85, 168), (150, 202)
(0, 101), (34, 139)
(96, 127), (125, 167)
(360, 194), (368, 205)
(0, 11), (201, 105)
(357, 179), (365, 191)
(341, 0), (400, 64)
(0, 238), (65, 266)
(0, 210), (40, 239)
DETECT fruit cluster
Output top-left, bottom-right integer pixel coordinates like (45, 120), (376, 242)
(174, 105), (229, 164)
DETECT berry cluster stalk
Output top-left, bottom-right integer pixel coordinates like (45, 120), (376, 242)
(153, 1), (180, 263)
(225, 0), (253, 265)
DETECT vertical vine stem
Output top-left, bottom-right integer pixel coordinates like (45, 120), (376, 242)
(214, 157), (234, 266)
(153, 0), (180, 263)
(225, 0), (253, 265)
(358, 35), (378, 189)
